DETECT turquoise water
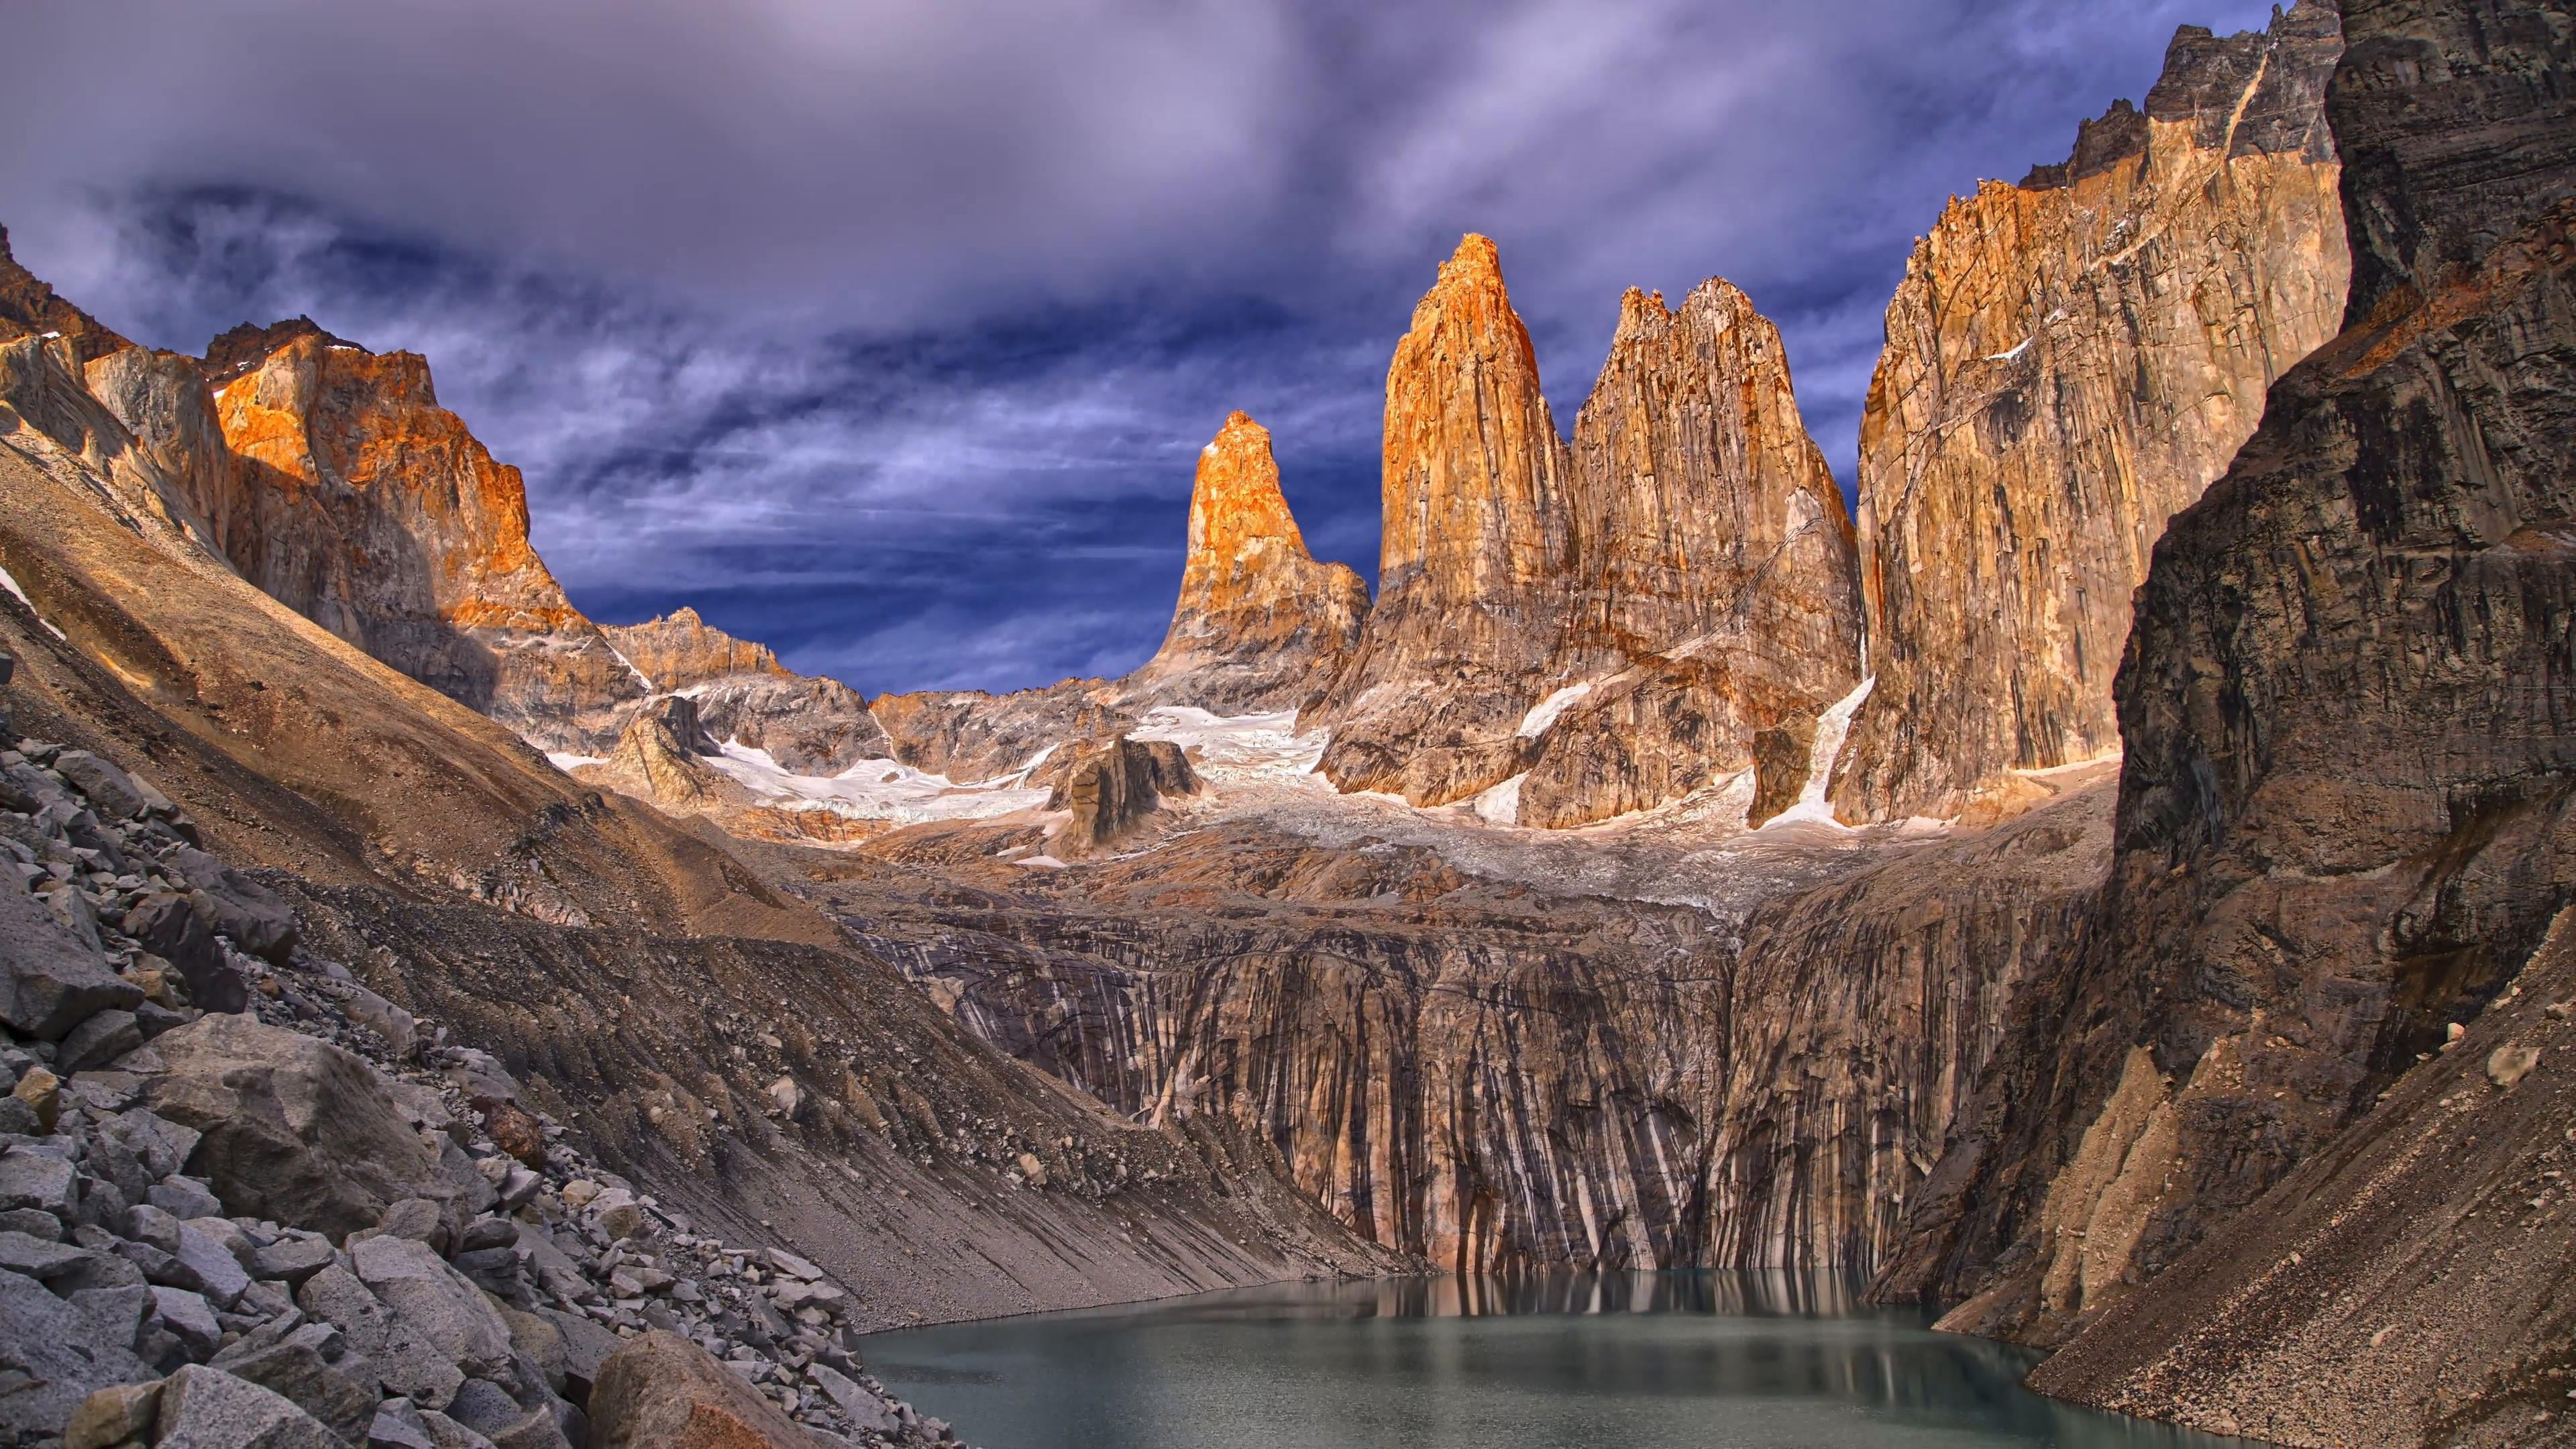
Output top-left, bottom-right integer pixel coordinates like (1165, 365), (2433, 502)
(862, 1273), (2249, 1449)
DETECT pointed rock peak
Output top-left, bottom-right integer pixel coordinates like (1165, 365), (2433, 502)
(0, 223), (130, 361)
(1189, 411), (1310, 562)
(1423, 233), (1510, 303)
(201, 317), (362, 384)
(602, 607), (788, 691)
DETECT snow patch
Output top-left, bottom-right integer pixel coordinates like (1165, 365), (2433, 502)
(1984, 337), (2033, 362)
(1516, 682), (1593, 739)
(1757, 676), (1875, 831)
(701, 741), (1051, 824)
(1013, 854), (1069, 869)
(0, 564), (67, 640)
(1472, 773), (1525, 826)
(546, 752), (608, 773)
(1130, 706), (1326, 784)
(607, 646), (655, 693)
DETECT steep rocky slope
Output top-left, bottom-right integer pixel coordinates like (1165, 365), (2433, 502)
(1122, 412), (1369, 714)
(1871, 0), (2576, 1426)
(601, 608), (886, 775)
(0, 725), (963, 1448)
(1831, 0), (2350, 823)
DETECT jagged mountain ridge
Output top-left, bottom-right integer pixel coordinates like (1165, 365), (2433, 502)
(11, 0), (2575, 1440)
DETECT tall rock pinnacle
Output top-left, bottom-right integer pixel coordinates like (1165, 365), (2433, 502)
(1309, 233), (1574, 806)
(1516, 280), (1865, 828)
(1829, 1), (2349, 823)
(1124, 411), (1368, 713)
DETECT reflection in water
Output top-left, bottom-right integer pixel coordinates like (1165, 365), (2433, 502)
(864, 1272), (2249, 1449)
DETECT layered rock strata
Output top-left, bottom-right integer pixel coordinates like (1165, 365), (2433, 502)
(602, 608), (887, 774)
(1831, 0), (2350, 822)
(1122, 412), (1369, 713)
(1876, 0), (2576, 1409)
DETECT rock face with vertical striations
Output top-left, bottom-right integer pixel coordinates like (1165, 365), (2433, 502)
(1831, 0), (2349, 823)
(1122, 411), (1369, 714)
(191, 319), (645, 751)
(602, 607), (888, 774)
(1873, 0), (2576, 1410)
(1515, 280), (1864, 828)
(1307, 234), (1573, 806)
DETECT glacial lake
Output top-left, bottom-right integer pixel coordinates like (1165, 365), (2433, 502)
(863, 1273), (2251, 1449)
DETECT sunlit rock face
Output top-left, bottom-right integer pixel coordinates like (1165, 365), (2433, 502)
(1309, 237), (1865, 824)
(1307, 233), (1574, 807)
(1877, 0), (2576, 1397)
(1831, 0), (2349, 824)
(1517, 281), (1865, 829)
(1123, 411), (1369, 714)
(188, 319), (645, 750)
(604, 607), (888, 774)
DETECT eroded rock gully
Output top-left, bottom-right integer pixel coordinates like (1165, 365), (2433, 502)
(1831, 0), (2350, 824)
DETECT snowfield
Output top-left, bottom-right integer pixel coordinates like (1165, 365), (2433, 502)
(702, 741), (1053, 824)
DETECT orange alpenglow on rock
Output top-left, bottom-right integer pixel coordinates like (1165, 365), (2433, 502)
(1307, 233), (1574, 807)
(1513, 279), (1866, 828)
(602, 605), (790, 691)
(1829, 0), (2349, 824)
(1124, 410), (1368, 714)
(197, 319), (645, 748)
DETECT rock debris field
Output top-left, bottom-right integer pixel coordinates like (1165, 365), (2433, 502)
(0, 669), (963, 1449)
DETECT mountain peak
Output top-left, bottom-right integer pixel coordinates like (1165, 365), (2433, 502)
(1124, 412), (1367, 714)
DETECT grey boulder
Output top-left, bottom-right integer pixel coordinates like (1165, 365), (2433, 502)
(1, 877), (142, 1040)
(144, 1015), (450, 1238)
(154, 1364), (343, 1449)
(352, 1236), (515, 1380)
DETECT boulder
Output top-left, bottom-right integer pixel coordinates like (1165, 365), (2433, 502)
(144, 1014), (450, 1238)
(351, 1236), (515, 1379)
(0, 1143), (76, 1214)
(161, 848), (298, 963)
(51, 751), (150, 820)
(0, 1267), (151, 1440)
(122, 894), (247, 1015)
(154, 1364), (343, 1449)
(588, 1332), (818, 1449)
(64, 1379), (162, 1449)
(297, 1264), (464, 1410)
(58, 1008), (144, 1073)
(806, 1363), (897, 1435)
(1, 877), (143, 1039)
(215, 1325), (384, 1443)
(152, 1284), (223, 1358)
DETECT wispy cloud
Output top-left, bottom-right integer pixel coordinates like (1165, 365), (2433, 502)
(0, 0), (2286, 692)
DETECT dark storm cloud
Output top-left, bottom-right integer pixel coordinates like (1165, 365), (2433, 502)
(0, 0), (2282, 692)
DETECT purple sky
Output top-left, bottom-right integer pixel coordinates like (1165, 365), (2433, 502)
(1, 0), (2283, 694)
